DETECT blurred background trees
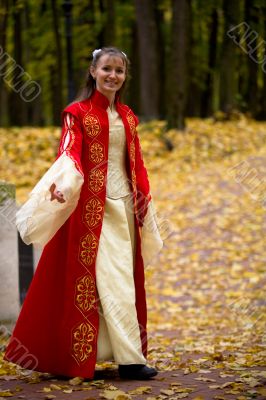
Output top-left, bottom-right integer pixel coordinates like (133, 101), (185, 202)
(0, 0), (265, 128)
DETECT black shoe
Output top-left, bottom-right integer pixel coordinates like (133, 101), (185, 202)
(118, 364), (158, 380)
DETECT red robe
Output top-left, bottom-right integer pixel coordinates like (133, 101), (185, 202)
(4, 90), (152, 378)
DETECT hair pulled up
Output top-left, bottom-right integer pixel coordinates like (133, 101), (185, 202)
(74, 46), (130, 103)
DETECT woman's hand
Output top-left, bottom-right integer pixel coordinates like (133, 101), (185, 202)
(49, 183), (66, 203)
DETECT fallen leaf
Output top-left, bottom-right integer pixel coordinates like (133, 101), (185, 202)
(194, 377), (216, 382)
(100, 390), (131, 400)
(0, 391), (13, 397)
(69, 376), (84, 385)
(49, 384), (61, 390)
(128, 386), (152, 395)
(160, 389), (175, 396)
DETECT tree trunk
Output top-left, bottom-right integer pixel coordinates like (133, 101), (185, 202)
(127, 21), (140, 113)
(167, 0), (190, 130)
(219, 0), (240, 114)
(201, 9), (218, 117)
(105, 0), (115, 45)
(62, 0), (75, 103)
(10, 0), (27, 125)
(155, 0), (166, 119)
(257, 4), (266, 120)
(9, 0), (27, 125)
(0, 0), (9, 126)
(51, 0), (63, 125)
(134, 0), (160, 120)
(243, 0), (260, 117)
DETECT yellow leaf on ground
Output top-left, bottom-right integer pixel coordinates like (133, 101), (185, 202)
(194, 377), (216, 382)
(174, 394), (190, 399)
(100, 390), (131, 400)
(128, 386), (152, 395)
(42, 387), (52, 393)
(69, 376), (84, 385)
(49, 384), (61, 390)
(107, 385), (119, 391)
(160, 389), (175, 395)
(0, 391), (14, 397)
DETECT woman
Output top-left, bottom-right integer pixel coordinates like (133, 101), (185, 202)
(4, 47), (163, 380)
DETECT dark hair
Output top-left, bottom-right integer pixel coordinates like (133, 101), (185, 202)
(74, 46), (130, 103)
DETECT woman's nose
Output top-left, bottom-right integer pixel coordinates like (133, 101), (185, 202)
(109, 70), (116, 78)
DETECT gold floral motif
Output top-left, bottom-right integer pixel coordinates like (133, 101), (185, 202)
(75, 273), (96, 314)
(126, 114), (136, 136)
(88, 169), (105, 193)
(83, 197), (104, 228)
(89, 142), (104, 164)
(72, 321), (96, 364)
(79, 232), (98, 267)
(83, 114), (101, 138)
(130, 141), (135, 163)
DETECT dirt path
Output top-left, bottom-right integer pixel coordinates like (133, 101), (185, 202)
(1, 155), (265, 399)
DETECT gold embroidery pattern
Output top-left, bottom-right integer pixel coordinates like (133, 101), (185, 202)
(131, 169), (137, 192)
(127, 114), (136, 137)
(83, 197), (104, 228)
(79, 232), (98, 267)
(89, 142), (104, 164)
(83, 114), (101, 138)
(72, 321), (96, 364)
(89, 169), (105, 193)
(130, 141), (135, 164)
(75, 273), (96, 314)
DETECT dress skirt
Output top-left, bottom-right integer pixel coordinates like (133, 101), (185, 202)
(96, 194), (146, 364)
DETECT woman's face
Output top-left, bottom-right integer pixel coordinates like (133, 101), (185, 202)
(90, 54), (126, 100)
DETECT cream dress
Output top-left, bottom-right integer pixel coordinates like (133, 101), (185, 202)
(96, 106), (146, 364)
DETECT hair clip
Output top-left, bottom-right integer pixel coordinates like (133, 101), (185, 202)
(92, 48), (127, 59)
(92, 49), (101, 59)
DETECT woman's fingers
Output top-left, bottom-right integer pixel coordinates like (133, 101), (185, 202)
(49, 183), (66, 203)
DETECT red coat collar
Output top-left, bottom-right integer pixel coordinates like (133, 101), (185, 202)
(89, 89), (121, 110)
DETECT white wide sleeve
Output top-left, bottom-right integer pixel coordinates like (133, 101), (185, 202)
(16, 113), (84, 247)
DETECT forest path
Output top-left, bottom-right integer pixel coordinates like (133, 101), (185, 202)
(1, 130), (266, 399)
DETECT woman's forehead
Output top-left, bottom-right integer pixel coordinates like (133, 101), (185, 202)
(97, 54), (125, 67)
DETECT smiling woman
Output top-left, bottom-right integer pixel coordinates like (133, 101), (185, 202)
(4, 47), (163, 381)
(90, 54), (126, 106)
(75, 47), (130, 104)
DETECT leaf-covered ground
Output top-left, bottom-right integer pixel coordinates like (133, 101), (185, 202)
(0, 116), (266, 399)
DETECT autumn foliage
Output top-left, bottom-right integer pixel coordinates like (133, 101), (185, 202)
(0, 117), (266, 397)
